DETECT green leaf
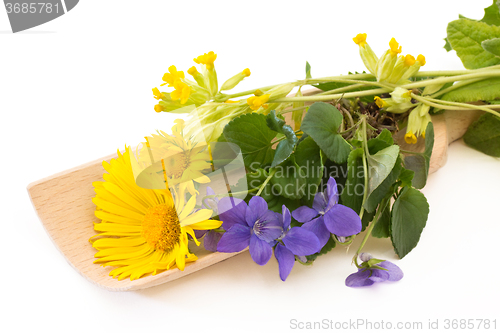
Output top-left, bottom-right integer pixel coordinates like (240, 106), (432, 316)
(481, 1), (500, 26)
(294, 136), (325, 203)
(446, 18), (500, 69)
(391, 187), (429, 258)
(403, 122), (434, 189)
(444, 38), (453, 52)
(372, 204), (391, 238)
(376, 129), (394, 146)
(305, 61), (312, 79)
(463, 113), (500, 157)
(482, 38), (500, 56)
(341, 148), (364, 214)
(270, 156), (307, 200)
(301, 102), (352, 164)
(223, 113), (276, 172)
(399, 168), (415, 188)
(366, 145), (400, 200)
(306, 235), (336, 262)
(266, 110), (298, 167)
(365, 157), (402, 213)
(442, 78), (500, 102)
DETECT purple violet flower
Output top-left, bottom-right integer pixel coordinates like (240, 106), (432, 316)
(274, 205), (321, 281)
(292, 177), (362, 248)
(195, 187), (224, 252)
(345, 253), (404, 287)
(217, 196), (282, 265)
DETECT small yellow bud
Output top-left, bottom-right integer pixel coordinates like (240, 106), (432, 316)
(353, 33), (368, 47)
(187, 66), (199, 76)
(404, 133), (418, 144)
(154, 104), (164, 113)
(242, 68), (251, 77)
(404, 55), (416, 67)
(417, 54), (426, 66)
(389, 38), (402, 57)
(254, 89), (264, 96)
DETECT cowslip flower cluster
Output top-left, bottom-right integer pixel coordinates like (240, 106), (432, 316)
(346, 253), (403, 287)
(353, 33), (425, 85)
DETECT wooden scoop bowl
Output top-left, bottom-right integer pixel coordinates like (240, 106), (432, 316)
(27, 103), (483, 291)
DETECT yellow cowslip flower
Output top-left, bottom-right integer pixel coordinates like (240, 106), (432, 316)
(390, 87), (412, 104)
(405, 104), (431, 144)
(162, 65), (185, 87)
(374, 88), (414, 113)
(374, 96), (388, 108)
(376, 37), (402, 82)
(194, 51), (217, 70)
(387, 54), (417, 84)
(417, 54), (426, 66)
(396, 54), (426, 85)
(187, 66), (207, 88)
(220, 68), (251, 91)
(353, 33), (378, 75)
(247, 94), (270, 111)
(171, 80), (192, 104)
(152, 87), (165, 100)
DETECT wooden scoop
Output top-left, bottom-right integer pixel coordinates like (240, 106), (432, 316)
(27, 105), (483, 291)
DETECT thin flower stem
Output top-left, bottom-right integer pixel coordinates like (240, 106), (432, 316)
(316, 83), (367, 96)
(256, 169), (277, 197)
(358, 116), (370, 222)
(429, 78), (485, 98)
(339, 119), (362, 135)
(411, 94), (500, 117)
(273, 88), (389, 103)
(402, 71), (500, 90)
(278, 105), (308, 115)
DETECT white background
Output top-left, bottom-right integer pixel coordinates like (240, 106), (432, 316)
(1, 1), (499, 332)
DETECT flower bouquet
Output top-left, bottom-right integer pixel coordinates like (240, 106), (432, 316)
(28, 1), (500, 291)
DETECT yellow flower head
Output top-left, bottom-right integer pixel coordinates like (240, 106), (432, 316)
(90, 149), (222, 280)
(247, 94), (270, 111)
(417, 54), (426, 66)
(389, 38), (402, 57)
(404, 54), (416, 67)
(353, 33), (368, 47)
(242, 68), (251, 77)
(154, 104), (164, 113)
(162, 65), (185, 87)
(152, 87), (164, 100)
(194, 51), (217, 70)
(170, 80), (192, 104)
(187, 66), (200, 76)
(225, 100), (239, 103)
(405, 104), (431, 144)
(404, 132), (418, 144)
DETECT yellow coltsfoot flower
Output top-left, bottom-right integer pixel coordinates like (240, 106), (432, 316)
(220, 68), (251, 91)
(171, 80), (192, 104)
(353, 33), (378, 75)
(247, 94), (270, 111)
(162, 65), (185, 87)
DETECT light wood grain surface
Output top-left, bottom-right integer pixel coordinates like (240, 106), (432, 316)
(27, 102), (484, 291)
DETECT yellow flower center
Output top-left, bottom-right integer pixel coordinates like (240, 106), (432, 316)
(417, 54), (426, 66)
(162, 151), (190, 179)
(142, 203), (181, 252)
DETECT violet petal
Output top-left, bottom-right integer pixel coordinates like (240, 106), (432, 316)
(312, 191), (327, 213)
(216, 224), (251, 253)
(323, 204), (362, 237)
(249, 233), (272, 265)
(325, 177), (340, 211)
(274, 243), (295, 281)
(345, 269), (375, 287)
(301, 216), (331, 248)
(292, 206), (319, 223)
(282, 205), (291, 230)
(203, 230), (223, 252)
(282, 227), (321, 256)
(369, 268), (390, 282)
(246, 196), (269, 227)
(378, 261), (404, 282)
(218, 197), (247, 230)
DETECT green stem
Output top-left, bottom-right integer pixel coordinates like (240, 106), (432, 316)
(273, 87), (389, 103)
(358, 116), (370, 221)
(429, 78), (484, 98)
(256, 169), (276, 196)
(316, 83), (367, 96)
(411, 94), (500, 117)
(278, 105), (308, 115)
(402, 71), (500, 90)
